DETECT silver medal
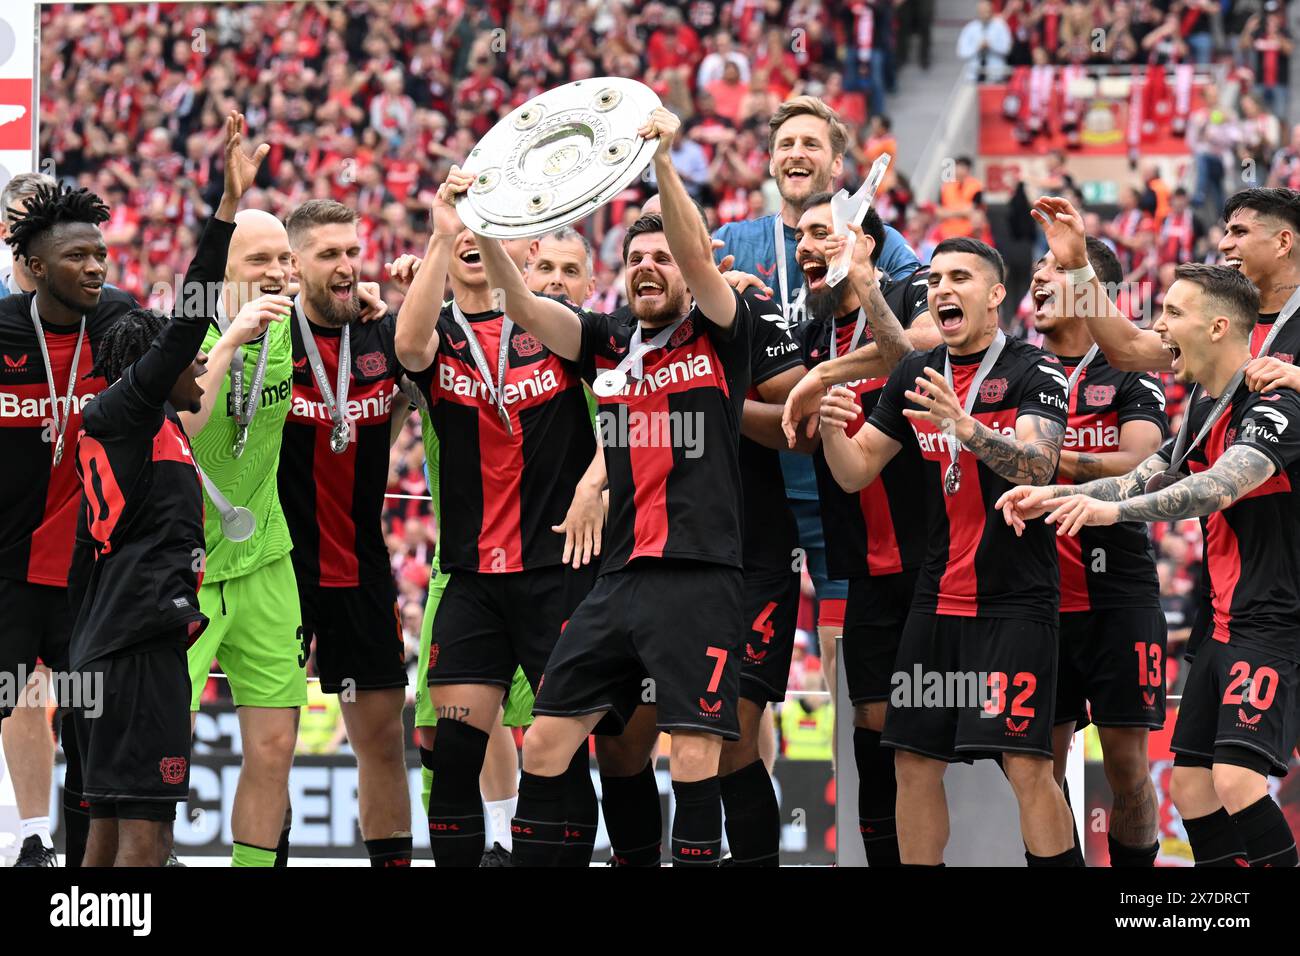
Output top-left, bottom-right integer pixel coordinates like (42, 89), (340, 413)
(497, 404), (514, 436)
(53, 434), (65, 467)
(232, 426), (248, 459)
(330, 422), (350, 454)
(219, 505), (257, 543)
(1143, 471), (1182, 495)
(593, 369), (627, 397)
(944, 462), (962, 496)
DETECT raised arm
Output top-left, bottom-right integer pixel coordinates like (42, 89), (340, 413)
(1032, 196), (1171, 372)
(394, 171), (473, 372)
(642, 108), (738, 329)
(818, 386), (902, 491)
(831, 222), (916, 372)
(179, 113), (283, 434)
(475, 234), (584, 362)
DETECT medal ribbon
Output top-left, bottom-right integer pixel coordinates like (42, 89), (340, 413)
(29, 296), (85, 465)
(941, 329), (1007, 475)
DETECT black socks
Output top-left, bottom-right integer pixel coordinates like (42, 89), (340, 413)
(1231, 796), (1298, 867)
(559, 746), (598, 867)
(1183, 808), (1249, 867)
(511, 770), (568, 866)
(599, 763), (663, 866)
(671, 777), (722, 867)
(720, 759), (779, 866)
(853, 728), (900, 867)
(426, 721), (489, 867)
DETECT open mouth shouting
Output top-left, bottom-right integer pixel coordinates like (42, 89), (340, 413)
(1162, 336), (1184, 374)
(1221, 255), (1243, 270)
(935, 299), (965, 333)
(801, 256), (829, 292)
(329, 277), (355, 302)
(632, 273), (665, 303)
(258, 280), (284, 296)
(1031, 283), (1057, 319)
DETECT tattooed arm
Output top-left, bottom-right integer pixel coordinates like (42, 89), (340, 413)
(960, 414), (1065, 486)
(1114, 445), (1277, 522)
(995, 451), (1169, 533)
(1043, 445), (1278, 537)
(1050, 450), (1171, 502)
(857, 283), (916, 373)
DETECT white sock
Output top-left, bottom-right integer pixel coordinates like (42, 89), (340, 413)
(21, 816), (52, 849)
(484, 796), (518, 853)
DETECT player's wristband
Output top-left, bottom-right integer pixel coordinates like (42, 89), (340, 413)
(1065, 262), (1096, 285)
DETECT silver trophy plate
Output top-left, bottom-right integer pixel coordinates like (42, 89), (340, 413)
(457, 77), (663, 239)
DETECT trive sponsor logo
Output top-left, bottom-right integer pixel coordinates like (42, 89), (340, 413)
(914, 421), (1015, 455)
(1065, 419), (1120, 451)
(439, 363), (559, 405)
(1038, 391), (1068, 411)
(49, 887), (151, 936)
(0, 391), (95, 423)
(290, 389), (394, 424)
(764, 340), (798, 359)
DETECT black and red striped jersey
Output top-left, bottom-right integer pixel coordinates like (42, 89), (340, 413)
(579, 287), (772, 573)
(278, 310), (404, 588)
(798, 306), (928, 579)
(68, 217), (230, 666)
(738, 306), (802, 573)
(1054, 351), (1167, 612)
(1186, 309), (1300, 659)
(1165, 383), (1300, 660)
(869, 337), (1069, 621)
(407, 301), (596, 574)
(0, 287), (134, 587)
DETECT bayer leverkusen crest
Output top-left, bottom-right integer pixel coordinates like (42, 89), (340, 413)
(356, 351), (388, 377)
(1084, 384), (1116, 407)
(978, 378), (1008, 403)
(669, 318), (694, 348)
(513, 332), (543, 357)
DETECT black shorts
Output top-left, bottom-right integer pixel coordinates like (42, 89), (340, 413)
(1056, 606), (1167, 730)
(532, 561), (745, 740)
(739, 567), (801, 704)
(429, 564), (596, 691)
(300, 577), (407, 694)
(0, 578), (73, 677)
(1184, 591), (1215, 663)
(74, 638), (192, 812)
(843, 570), (917, 705)
(882, 612), (1059, 762)
(1170, 637), (1299, 777)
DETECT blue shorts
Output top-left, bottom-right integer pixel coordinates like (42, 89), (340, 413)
(789, 497), (849, 621)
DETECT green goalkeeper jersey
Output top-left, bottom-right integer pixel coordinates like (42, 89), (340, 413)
(191, 318), (295, 582)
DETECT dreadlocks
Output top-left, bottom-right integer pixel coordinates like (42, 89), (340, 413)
(5, 183), (110, 261)
(92, 308), (168, 385)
